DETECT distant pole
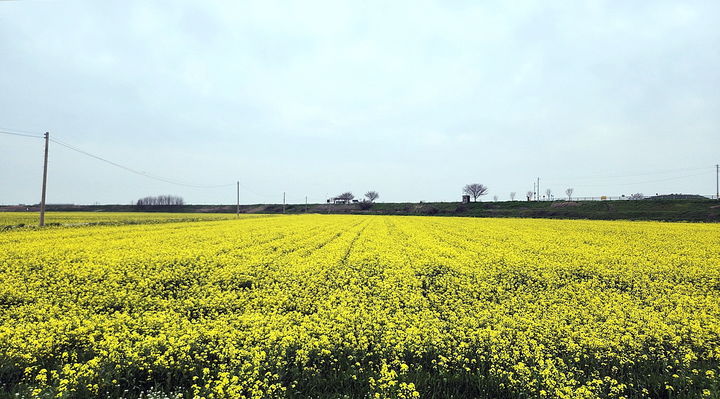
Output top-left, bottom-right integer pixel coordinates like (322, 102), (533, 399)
(39, 132), (49, 227)
(537, 177), (540, 202)
(533, 181), (536, 201)
(305, 195), (308, 213)
(716, 164), (719, 200)
(283, 192), (286, 213)
(236, 181), (240, 217)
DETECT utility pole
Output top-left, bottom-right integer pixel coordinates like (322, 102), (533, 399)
(533, 181), (536, 201)
(283, 192), (286, 213)
(716, 164), (719, 200)
(236, 181), (240, 217)
(537, 177), (540, 202)
(305, 195), (308, 213)
(39, 132), (49, 227)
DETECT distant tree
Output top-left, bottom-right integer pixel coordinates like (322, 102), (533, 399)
(526, 191), (533, 201)
(337, 192), (354, 203)
(545, 189), (552, 201)
(463, 184), (489, 202)
(510, 192), (516, 201)
(135, 195), (184, 209)
(364, 191), (379, 202)
(493, 195), (498, 202)
(565, 188), (574, 201)
(629, 193), (644, 200)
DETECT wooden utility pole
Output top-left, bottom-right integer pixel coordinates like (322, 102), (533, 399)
(283, 192), (286, 213)
(537, 177), (540, 201)
(236, 181), (240, 217)
(716, 164), (719, 200)
(305, 196), (308, 213)
(39, 132), (49, 227)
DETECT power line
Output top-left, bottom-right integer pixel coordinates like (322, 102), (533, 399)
(567, 170), (714, 188)
(1, 127), (277, 196)
(547, 165), (713, 182)
(235, 180), (275, 199)
(48, 137), (235, 189)
(0, 130), (44, 139)
(4, 126), (715, 201)
(0, 126), (46, 135)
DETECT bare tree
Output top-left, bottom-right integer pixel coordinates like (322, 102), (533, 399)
(565, 188), (574, 201)
(336, 192), (354, 203)
(629, 193), (644, 200)
(493, 195), (498, 202)
(545, 189), (552, 201)
(364, 191), (379, 202)
(463, 184), (489, 202)
(526, 191), (533, 201)
(510, 192), (516, 201)
(135, 195), (184, 209)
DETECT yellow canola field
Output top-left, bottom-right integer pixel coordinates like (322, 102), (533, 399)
(0, 212), (251, 228)
(0, 215), (719, 398)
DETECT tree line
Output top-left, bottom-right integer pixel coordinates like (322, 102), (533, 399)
(135, 195), (185, 208)
(333, 191), (379, 203)
(464, 184), (645, 202)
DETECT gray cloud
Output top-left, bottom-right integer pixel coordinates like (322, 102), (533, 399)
(1, 0), (718, 204)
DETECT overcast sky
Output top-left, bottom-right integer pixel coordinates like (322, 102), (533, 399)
(1, 0), (718, 204)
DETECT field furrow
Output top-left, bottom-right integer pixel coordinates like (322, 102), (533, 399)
(0, 214), (719, 398)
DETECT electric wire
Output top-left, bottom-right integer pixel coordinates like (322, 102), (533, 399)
(1, 128), (277, 196)
(559, 171), (714, 188)
(236, 183), (275, 199)
(0, 130), (44, 139)
(2, 126), (715, 199)
(0, 126), (46, 135)
(48, 137), (235, 189)
(546, 165), (714, 182)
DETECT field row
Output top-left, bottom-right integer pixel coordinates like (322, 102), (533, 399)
(1, 215), (719, 398)
(0, 211), (253, 229)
